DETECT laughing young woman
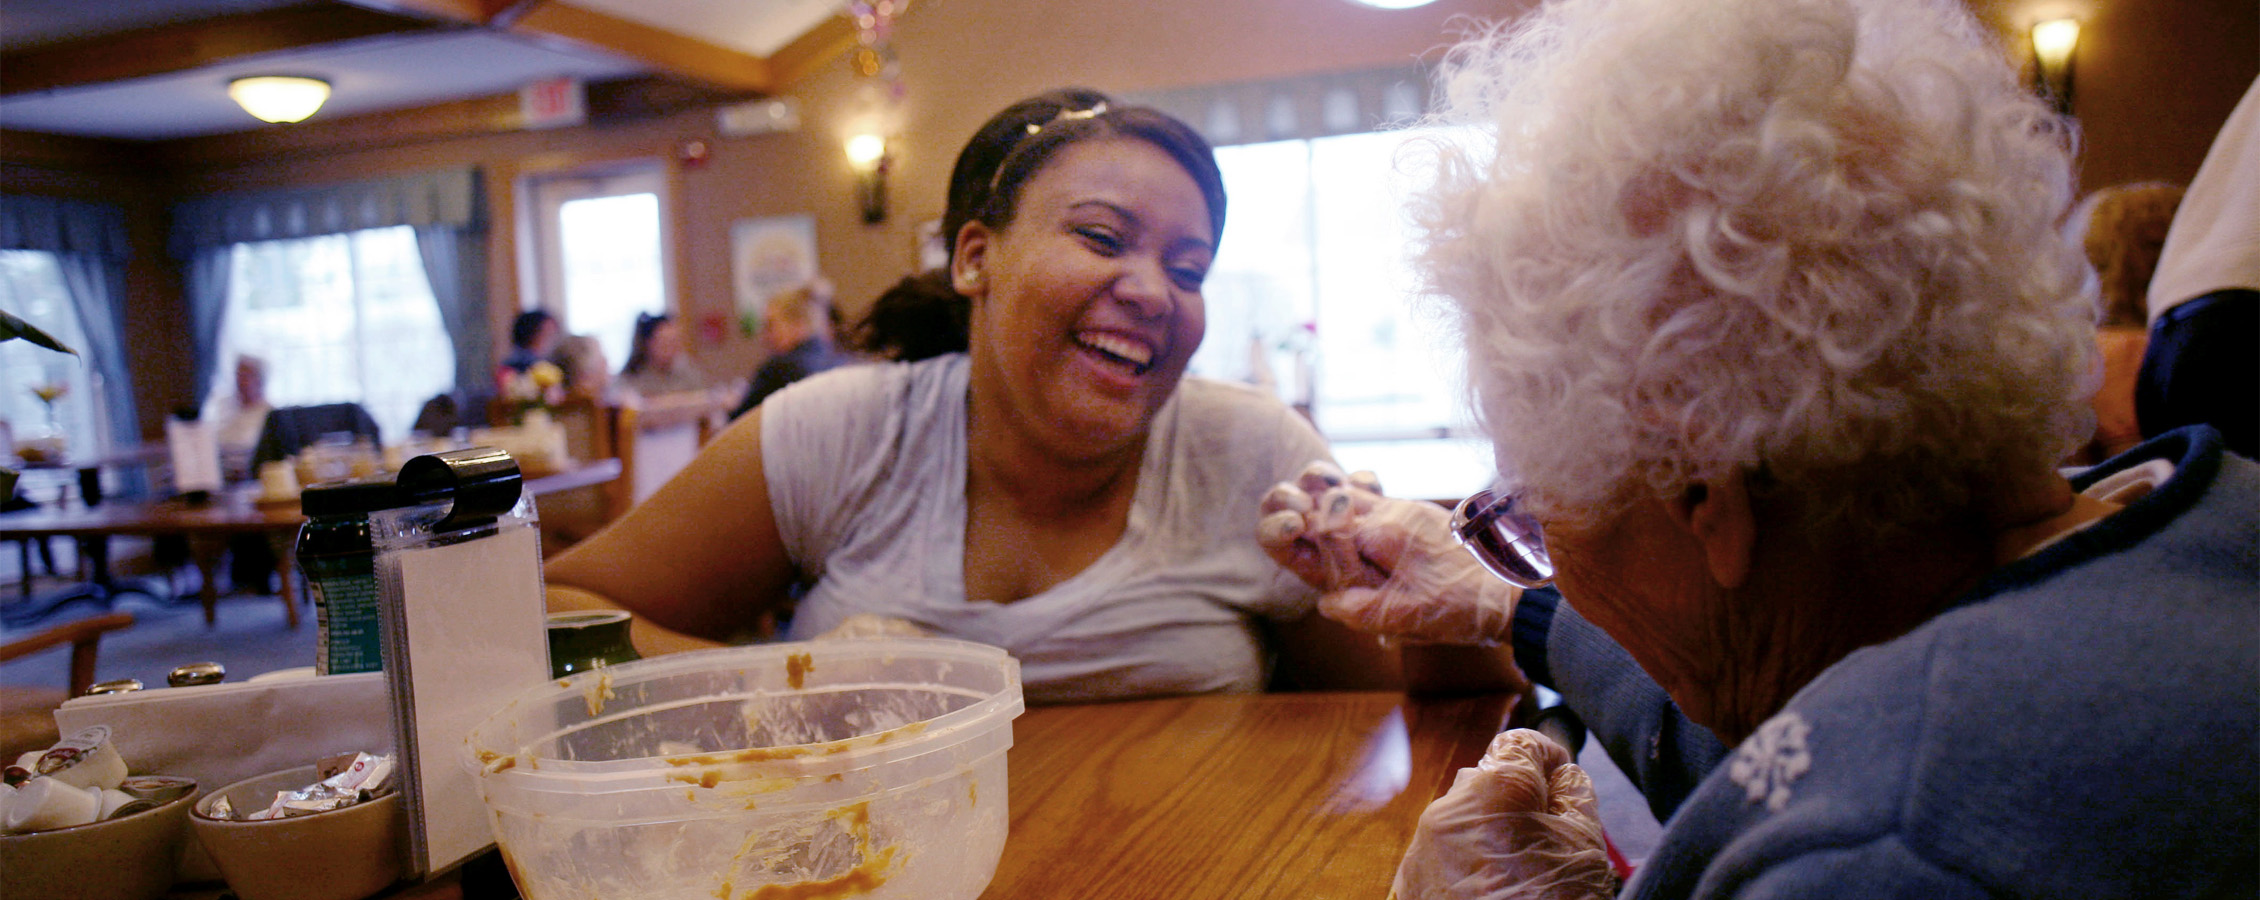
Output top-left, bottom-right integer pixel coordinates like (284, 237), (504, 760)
(545, 90), (1520, 702)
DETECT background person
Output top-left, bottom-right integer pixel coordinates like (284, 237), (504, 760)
(2137, 77), (2258, 458)
(615, 312), (708, 399)
(546, 89), (1516, 702)
(730, 279), (852, 419)
(551, 333), (612, 403)
(206, 354), (271, 482)
(496, 309), (560, 390)
(2071, 182), (2183, 464)
(1263, 0), (2257, 895)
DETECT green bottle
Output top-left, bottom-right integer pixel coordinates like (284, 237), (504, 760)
(545, 610), (641, 678)
(298, 480), (406, 675)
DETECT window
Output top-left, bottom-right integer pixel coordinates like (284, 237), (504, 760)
(1197, 129), (1492, 500)
(214, 226), (456, 441)
(0, 250), (105, 459)
(523, 165), (672, 371)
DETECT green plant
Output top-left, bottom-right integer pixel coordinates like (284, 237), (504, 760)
(0, 309), (77, 499)
(0, 309), (75, 356)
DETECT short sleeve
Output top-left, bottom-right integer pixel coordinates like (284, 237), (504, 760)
(758, 363), (906, 574)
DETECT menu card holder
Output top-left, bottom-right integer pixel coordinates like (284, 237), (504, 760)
(370, 448), (549, 878)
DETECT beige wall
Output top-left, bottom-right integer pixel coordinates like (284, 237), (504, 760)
(2, 0), (2252, 439)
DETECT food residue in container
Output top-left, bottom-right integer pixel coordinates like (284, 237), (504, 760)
(785, 652), (813, 690)
(582, 667), (617, 717)
(968, 780), (977, 807)
(474, 749), (517, 774)
(720, 801), (899, 900)
(669, 769), (725, 789)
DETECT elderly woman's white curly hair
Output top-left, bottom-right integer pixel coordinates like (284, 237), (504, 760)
(1411, 0), (2096, 532)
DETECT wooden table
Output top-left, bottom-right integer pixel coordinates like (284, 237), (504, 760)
(980, 690), (1519, 899)
(0, 460), (623, 629)
(183, 688), (1515, 900)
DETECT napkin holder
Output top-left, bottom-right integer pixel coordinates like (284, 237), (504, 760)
(53, 672), (392, 795)
(370, 448), (550, 879)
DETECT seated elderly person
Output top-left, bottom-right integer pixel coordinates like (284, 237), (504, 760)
(1261, 0), (2258, 896)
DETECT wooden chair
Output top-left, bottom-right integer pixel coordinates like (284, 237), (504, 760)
(532, 396), (634, 554)
(0, 611), (135, 759)
(613, 395), (719, 514)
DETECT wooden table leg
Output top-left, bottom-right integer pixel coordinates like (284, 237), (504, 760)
(273, 553), (300, 630)
(186, 535), (225, 626)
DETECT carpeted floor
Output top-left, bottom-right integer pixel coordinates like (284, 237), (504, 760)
(0, 537), (318, 691)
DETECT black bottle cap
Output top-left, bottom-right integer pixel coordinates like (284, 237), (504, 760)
(299, 480), (405, 518)
(397, 447), (522, 532)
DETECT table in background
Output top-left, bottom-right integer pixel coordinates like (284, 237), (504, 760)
(981, 690), (1518, 899)
(0, 459), (623, 629)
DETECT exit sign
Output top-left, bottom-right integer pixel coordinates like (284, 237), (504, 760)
(520, 77), (585, 130)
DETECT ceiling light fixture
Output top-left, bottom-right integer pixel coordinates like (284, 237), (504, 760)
(846, 132), (891, 224)
(228, 76), (331, 124)
(2029, 18), (2079, 115)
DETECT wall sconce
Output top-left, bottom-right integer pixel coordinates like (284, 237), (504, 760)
(846, 132), (890, 224)
(2030, 18), (2079, 115)
(228, 75), (331, 124)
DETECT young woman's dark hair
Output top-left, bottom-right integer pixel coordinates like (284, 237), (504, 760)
(621, 312), (670, 376)
(845, 89), (1228, 363)
(510, 309), (556, 349)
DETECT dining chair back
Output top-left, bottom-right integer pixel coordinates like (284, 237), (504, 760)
(249, 403), (382, 471)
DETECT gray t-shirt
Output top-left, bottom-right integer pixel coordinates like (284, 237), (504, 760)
(762, 353), (1329, 703)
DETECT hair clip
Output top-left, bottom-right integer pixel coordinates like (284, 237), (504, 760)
(1025, 102), (1109, 135)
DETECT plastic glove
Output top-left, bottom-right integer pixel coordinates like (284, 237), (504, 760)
(1257, 461), (1519, 645)
(1390, 729), (1616, 900)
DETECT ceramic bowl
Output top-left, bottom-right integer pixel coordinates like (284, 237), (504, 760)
(192, 765), (405, 900)
(0, 785), (198, 900)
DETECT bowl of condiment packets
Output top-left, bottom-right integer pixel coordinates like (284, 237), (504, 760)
(0, 726), (200, 900)
(191, 753), (405, 900)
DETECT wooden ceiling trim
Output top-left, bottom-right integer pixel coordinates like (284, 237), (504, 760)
(328, 0), (507, 25)
(765, 14), (861, 89)
(152, 92), (525, 172)
(0, 5), (441, 98)
(505, 2), (777, 94)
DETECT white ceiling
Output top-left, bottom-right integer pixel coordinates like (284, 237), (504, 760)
(573, 0), (845, 57)
(0, 0), (848, 142)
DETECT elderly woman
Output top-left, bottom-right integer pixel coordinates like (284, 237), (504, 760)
(549, 90), (1514, 702)
(1261, 0), (2258, 896)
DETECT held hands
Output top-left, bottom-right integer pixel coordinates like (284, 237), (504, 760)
(1257, 462), (1519, 645)
(1390, 729), (1617, 900)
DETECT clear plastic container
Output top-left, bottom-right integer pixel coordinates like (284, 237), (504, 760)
(462, 638), (1023, 900)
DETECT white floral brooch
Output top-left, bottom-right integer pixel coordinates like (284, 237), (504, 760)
(1728, 711), (1812, 812)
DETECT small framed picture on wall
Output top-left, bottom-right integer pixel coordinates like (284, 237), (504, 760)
(731, 214), (819, 331)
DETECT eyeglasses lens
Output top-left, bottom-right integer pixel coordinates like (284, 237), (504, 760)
(1455, 489), (1555, 588)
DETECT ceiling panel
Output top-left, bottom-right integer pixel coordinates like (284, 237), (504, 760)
(569, 0), (846, 57)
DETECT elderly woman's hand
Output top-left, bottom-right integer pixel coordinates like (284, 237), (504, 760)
(1258, 462), (1520, 645)
(1391, 729), (1617, 900)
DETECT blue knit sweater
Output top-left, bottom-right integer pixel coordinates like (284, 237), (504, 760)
(1521, 427), (2258, 897)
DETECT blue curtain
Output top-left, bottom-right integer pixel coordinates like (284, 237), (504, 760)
(414, 224), (493, 395)
(0, 195), (140, 464)
(52, 252), (147, 494)
(172, 167), (485, 396)
(185, 246), (233, 411)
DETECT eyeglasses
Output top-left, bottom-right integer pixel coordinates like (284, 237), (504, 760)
(1451, 488), (1555, 588)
